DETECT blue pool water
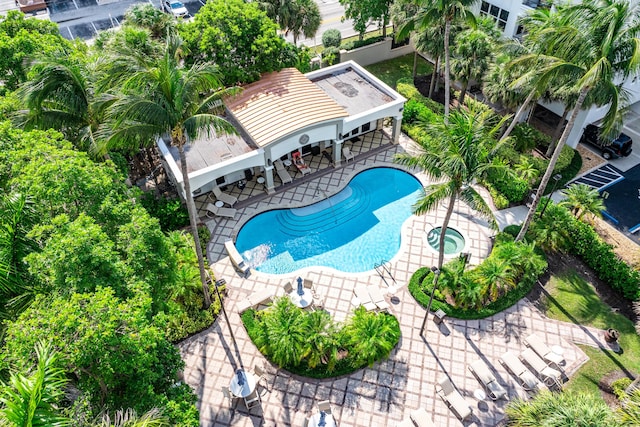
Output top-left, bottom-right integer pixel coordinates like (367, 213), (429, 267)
(235, 167), (422, 274)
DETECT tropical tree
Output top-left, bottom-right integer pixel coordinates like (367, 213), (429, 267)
(394, 105), (507, 270)
(397, 0), (478, 121)
(100, 36), (238, 309)
(560, 183), (605, 220)
(302, 309), (339, 371)
(260, 0), (321, 44)
(122, 4), (176, 40)
(451, 24), (495, 106)
(515, 0), (640, 241)
(17, 54), (111, 154)
(340, 0), (394, 39)
(342, 308), (400, 367)
(476, 257), (516, 301)
(0, 341), (69, 427)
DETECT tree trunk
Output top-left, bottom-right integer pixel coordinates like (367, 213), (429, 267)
(429, 56), (440, 98)
(515, 86), (589, 242)
(545, 107), (569, 157)
(458, 80), (469, 108)
(177, 141), (212, 309)
(413, 51), (418, 79)
(499, 90), (536, 142)
(438, 191), (458, 269)
(444, 20), (452, 123)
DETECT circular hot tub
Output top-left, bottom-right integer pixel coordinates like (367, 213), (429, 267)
(426, 227), (466, 255)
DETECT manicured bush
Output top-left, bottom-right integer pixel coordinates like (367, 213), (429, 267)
(341, 35), (385, 51)
(321, 47), (340, 66)
(322, 29), (342, 48)
(553, 145), (575, 173)
(612, 377), (633, 400)
(502, 225), (522, 239)
(487, 169), (530, 203)
(396, 80), (445, 115)
(402, 99), (440, 125)
(512, 123), (540, 153)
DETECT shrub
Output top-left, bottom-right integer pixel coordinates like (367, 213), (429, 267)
(612, 377), (633, 400)
(402, 99), (440, 125)
(396, 80), (445, 114)
(512, 123), (540, 153)
(502, 225), (522, 239)
(487, 169), (530, 203)
(340, 35), (385, 51)
(553, 145), (575, 173)
(322, 29), (341, 48)
(321, 47), (340, 66)
(139, 193), (189, 232)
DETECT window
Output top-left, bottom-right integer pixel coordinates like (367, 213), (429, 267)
(480, 1), (509, 30)
(361, 122), (371, 132)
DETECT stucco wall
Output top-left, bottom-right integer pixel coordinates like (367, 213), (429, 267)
(339, 38), (414, 67)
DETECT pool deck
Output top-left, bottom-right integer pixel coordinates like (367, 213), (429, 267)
(179, 131), (611, 427)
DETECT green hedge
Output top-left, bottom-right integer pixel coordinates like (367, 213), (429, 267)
(322, 29), (341, 48)
(341, 35), (385, 51)
(486, 169), (530, 203)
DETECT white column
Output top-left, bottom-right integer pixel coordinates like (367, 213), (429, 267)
(391, 116), (402, 144)
(334, 139), (343, 167)
(265, 166), (276, 194)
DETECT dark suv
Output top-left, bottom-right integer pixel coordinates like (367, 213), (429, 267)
(580, 124), (633, 159)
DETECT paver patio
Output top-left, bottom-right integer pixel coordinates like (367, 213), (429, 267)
(179, 131), (611, 427)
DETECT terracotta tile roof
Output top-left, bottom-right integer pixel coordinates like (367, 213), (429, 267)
(226, 68), (349, 147)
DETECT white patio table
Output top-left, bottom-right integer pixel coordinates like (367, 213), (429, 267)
(288, 289), (313, 308)
(229, 369), (256, 398)
(309, 411), (336, 427)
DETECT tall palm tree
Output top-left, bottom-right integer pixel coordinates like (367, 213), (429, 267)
(560, 183), (605, 220)
(394, 106), (507, 270)
(397, 0), (477, 121)
(515, 0), (640, 241)
(17, 55), (112, 154)
(101, 36), (238, 309)
(451, 25), (495, 106)
(0, 341), (69, 427)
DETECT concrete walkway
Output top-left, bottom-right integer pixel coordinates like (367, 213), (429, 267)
(178, 134), (609, 427)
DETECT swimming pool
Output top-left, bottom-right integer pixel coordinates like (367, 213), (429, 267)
(235, 167), (422, 274)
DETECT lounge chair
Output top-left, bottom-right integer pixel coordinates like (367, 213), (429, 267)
(206, 203), (237, 219)
(224, 240), (250, 276)
(317, 400), (332, 414)
(396, 420), (414, 427)
(274, 159), (293, 184)
(367, 285), (390, 311)
(524, 333), (565, 368)
(435, 377), (472, 421)
(342, 146), (354, 162)
(468, 359), (508, 400)
(520, 348), (563, 390)
(410, 408), (436, 427)
(354, 285), (377, 311)
(500, 351), (542, 392)
(211, 186), (238, 206)
(292, 152), (311, 175)
(248, 289), (275, 308)
(236, 298), (252, 313)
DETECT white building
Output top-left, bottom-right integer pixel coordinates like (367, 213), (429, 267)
(158, 60), (406, 198)
(473, 0), (640, 148)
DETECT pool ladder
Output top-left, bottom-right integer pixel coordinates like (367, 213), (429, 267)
(374, 260), (396, 288)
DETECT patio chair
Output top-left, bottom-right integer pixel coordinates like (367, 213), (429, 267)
(524, 333), (565, 368)
(274, 159), (293, 184)
(317, 400), (332, 414)
(500, 351), (542, 392)
(520, 348), (563, 390)
(292, 152), (311, 175)
(253, 365), (268, 391)
(206, 203), (237, 219)
(211, 186), (238, 207)
(468, 359), (508, 400)
(224, 240), (250, 277)
(435, 377), (472, 421)
(410, 408), (437, 427)
(313, 295), (325, 310)
(367, 284), (390, 311)
(283, 282), (294, 294)
(302, 418), (310, 427)
(342, 146), (354, 162)
(244, 388), (261, 409)
(353, 285), (377, 311)
(221, 386), (239, 408)
(303, 279), (314, 290)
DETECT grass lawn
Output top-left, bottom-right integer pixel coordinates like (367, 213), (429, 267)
(365, 54), (433, 89)
(541, 269), (640, 393)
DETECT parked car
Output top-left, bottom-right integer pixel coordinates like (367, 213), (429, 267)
(580, 124), (633, 159)
(163, 0), (188, 17)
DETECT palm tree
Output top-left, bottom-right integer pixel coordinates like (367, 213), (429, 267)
(0, 341), (70, 427)
(342, 308), (400, 368)
(397, 0), (477, 121)
(101, 36), (238, 309)
(560, 183), (605, 220)
(515, 0), (640, 241)
(17, 55), (111, 154)
(302, 310), (338, 371)
(477, 257), (515, 301)
(451, 25), (495, 106)
(256, 297), (308, 367)
(394, 105), (507, 270)
(260, 0), (321, 44)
